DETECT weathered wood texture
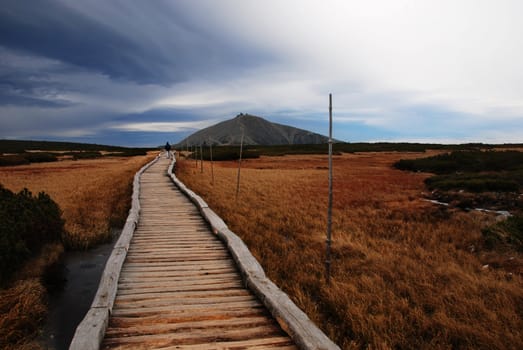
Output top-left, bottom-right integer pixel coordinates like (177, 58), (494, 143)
(70, 154), (160, 350)
(168, 158), (340, 350)
(100, 156), (299, 349)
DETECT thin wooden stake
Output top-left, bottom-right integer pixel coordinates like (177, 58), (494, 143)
(326, 93), (333, 284)
(236, 129), (244, 199)
(210, 143), (214, 185)
(200, 144), (203, 173)
(194, 145), (197, 168)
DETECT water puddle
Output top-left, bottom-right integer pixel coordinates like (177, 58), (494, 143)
(422, 198), (511, 217)
(41, 231), (120, 349)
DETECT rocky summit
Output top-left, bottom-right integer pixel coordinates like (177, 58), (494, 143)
(177, 114), (329, 146)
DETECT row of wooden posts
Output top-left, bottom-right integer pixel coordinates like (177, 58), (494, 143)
(179, 95), (334, 283)
(184, 130), (245, 199)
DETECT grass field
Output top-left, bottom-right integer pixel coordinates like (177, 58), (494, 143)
(176, 151), (523, 349)
(0, 152), (156, 349)
(0, 153), (157, 249)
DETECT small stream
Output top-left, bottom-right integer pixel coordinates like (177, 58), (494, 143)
(423, 199), (511, 217)
(41, 230), (120, 350)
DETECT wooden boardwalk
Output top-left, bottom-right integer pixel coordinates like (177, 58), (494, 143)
(101, 157), (297, 349)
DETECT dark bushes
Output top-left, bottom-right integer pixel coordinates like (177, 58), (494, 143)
(394, 150), (523, 174)
(425, 174), (520, 193)
(482, 215), (523, 251)
(66, 151), (102, 159)
(0, 155), (30, 167)
(23, 152), (58, 163)
(0, 185), (64, 286)
(395, 151), (523, 193)
(0, 153), (57, 167)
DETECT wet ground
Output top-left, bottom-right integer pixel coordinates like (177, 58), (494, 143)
(41, 234), (118, 350)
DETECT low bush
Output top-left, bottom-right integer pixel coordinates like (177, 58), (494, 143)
(482, 215), (523, 251)
(396, 151), (523, 194)
(65, 151), (102, 160)
(0, 155), (29, 167)
(426, 174), (520, 193)
(394, 150), (523, 174)
(105, 149), (148, 157)
(0, 185), (64, 286)
(23, 152), (58, 163)
(0, 153), (57, 167)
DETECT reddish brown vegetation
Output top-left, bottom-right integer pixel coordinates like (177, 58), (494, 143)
(176, 152), (523, 349)
(0, 154), (156, 249)
(0, 153), (155, 348)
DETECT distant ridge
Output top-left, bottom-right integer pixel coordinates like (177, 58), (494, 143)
(177, 114), (329, 146)
(0, 139), (150, 153)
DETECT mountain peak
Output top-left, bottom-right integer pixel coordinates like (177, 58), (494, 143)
(177, 114), (329, 147)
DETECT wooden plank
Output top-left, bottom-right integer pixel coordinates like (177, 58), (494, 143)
(117, 277), (240, 289)
(105, 316), (276, 336)
(69, 308), (109, 350)
(118, 274), (238, 282)
(126, 247), (226, 254)
(124, 255), (229, 263)
(114, 282), (244, 295)
(108, 306), (268, 326)
(121, 262), (235, 270)
(121, 266), (234, 274)
(111, 300), (264, 317)
(114, 289), (252, 302)
(159, 337), (296, 350)
(102, 324), (283, 347)
(113, 294), (257, 308)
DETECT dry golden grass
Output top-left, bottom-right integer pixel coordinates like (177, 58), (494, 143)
(0, 153), (156, 249)
(176, 152), (523, 350)
(0, 243), (63, 350)
(0, 153), (155, 348)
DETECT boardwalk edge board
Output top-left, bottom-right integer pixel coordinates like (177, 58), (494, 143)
(69, 154), (161, 350)
(167, 156), (340, 350)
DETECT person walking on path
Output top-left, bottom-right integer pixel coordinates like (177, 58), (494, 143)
(165, 142), (172, 159)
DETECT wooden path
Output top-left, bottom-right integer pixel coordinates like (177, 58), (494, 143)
(101, 157), (297, 349)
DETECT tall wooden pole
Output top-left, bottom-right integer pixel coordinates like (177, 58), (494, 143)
(194, 145), (197, 168)
(210, 143), (214, 185)
(326, 93), (333, 284)
(236, 130), (244, 199)
(200, 144), (203, 173)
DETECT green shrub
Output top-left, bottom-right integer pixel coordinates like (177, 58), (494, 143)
(397, 151), (523, 194)
(105, 149), (148, 157)
(0, 153), (57, 167)
(0, 155), (30, 167)
(66, 151), (103, 160)
(394, 150), (523, 174)
(23, 152), (58, 163)
(482, 215), (523, 251)
(425, 175), (520, 193)
(0, 185), (64, 286)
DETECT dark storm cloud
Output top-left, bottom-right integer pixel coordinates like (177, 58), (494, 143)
(0, 66), (74, 108)
(0, 1), (521, 146)
(0, 0), (269, 85)
(0, 1), (163, 84)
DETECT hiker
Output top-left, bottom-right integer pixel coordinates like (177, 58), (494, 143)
(165, 142), (172, 159)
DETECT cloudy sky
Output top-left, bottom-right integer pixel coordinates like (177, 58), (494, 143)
(1, 0), (522, 147)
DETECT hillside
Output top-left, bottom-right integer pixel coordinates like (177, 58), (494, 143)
(177, 114), (330, 146)
(0, 139), (151, 154)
